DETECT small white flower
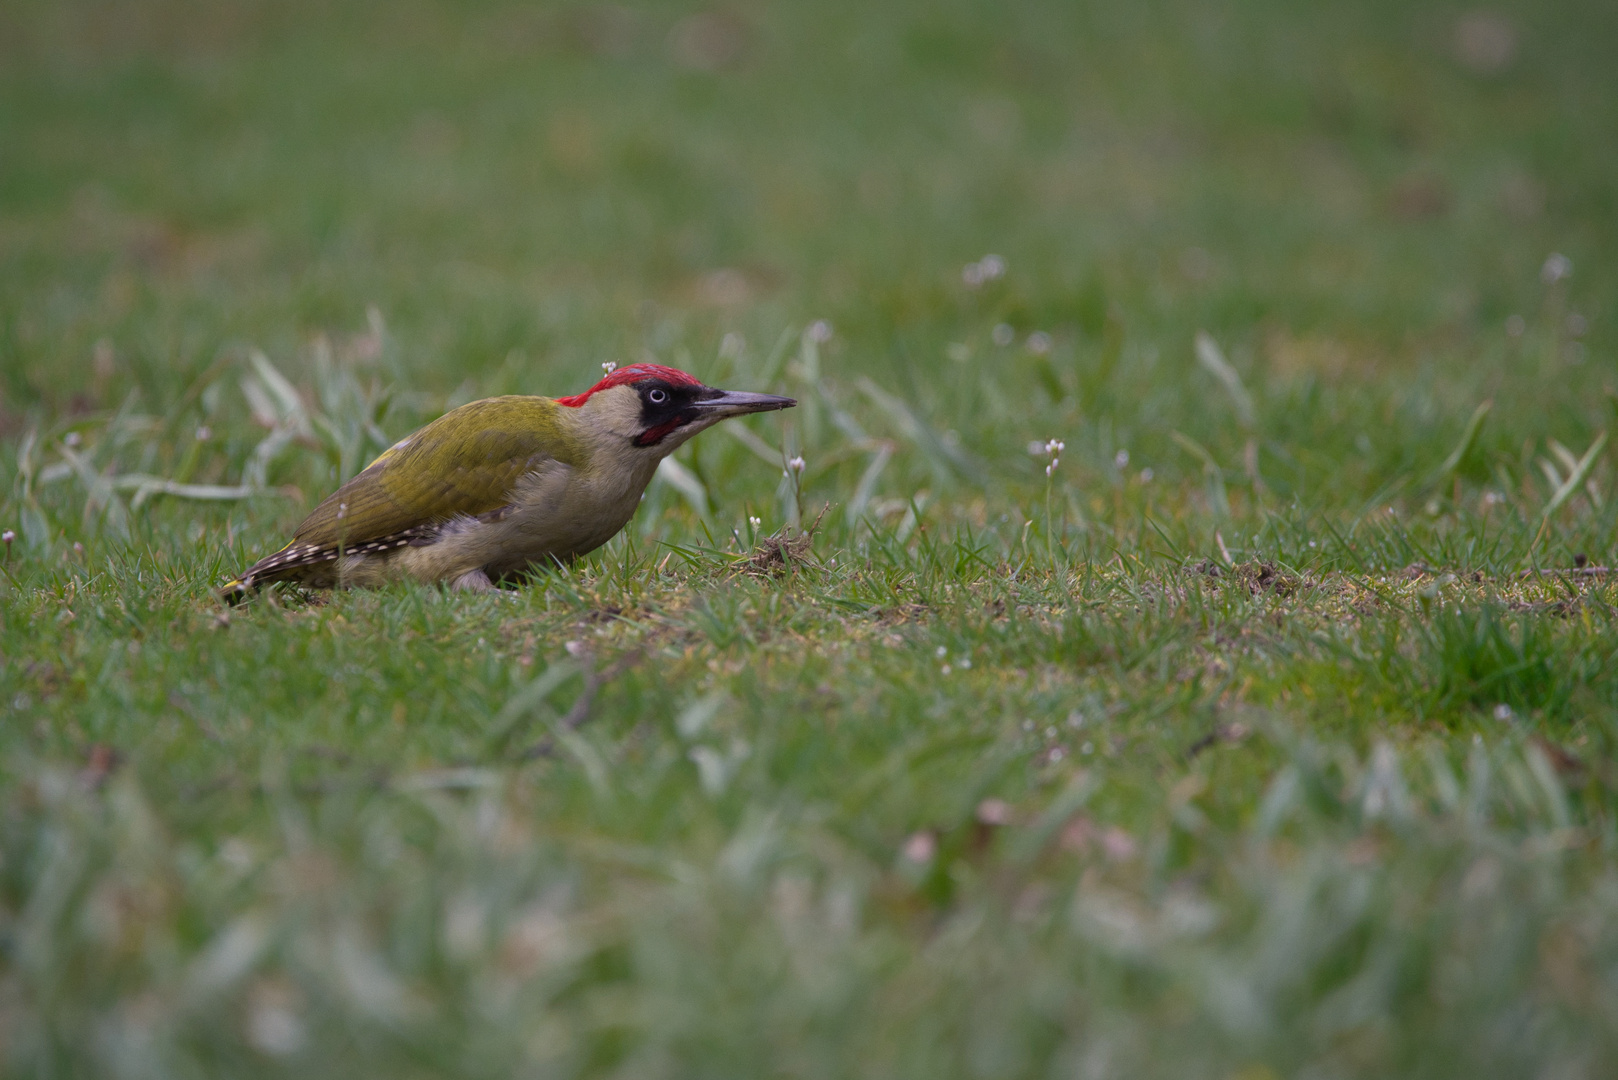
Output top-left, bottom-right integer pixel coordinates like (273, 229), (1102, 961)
(1114, 449), (1129, 468)
(1026, 331), (1052, 355)
(1541, 253), (1572, 284)
(806, 319), (833, 344)
(1044, 438), (1064, 455)
(941, 664), (952, 675)
(601, 360), (618, 374)
(936, 646), (948, 658)
(976, 799), (1013, 826)
(1045, 461), (1058, 477)
(961, 254), (1006, 289)
(64, 432), (82, 448)
(195, 425), (212, 441)
(787, 455), (806, 475)
(749, 516), (762, 528)
(958, 658), (971, 670)
(903, 832), (936, 863)
(1140, 468), (1154, 482)
(992, 323), (1015, 347)
(247, 996), (306, 1057)
(1048, 747), (1066, 762)
(1, 530), (13, 545)
(1493, 703), (1513, 722)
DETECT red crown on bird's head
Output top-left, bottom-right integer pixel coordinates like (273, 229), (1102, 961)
(555, 363), (703, 408)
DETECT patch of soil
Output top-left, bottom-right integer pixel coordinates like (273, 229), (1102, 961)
(746, 529), (814, 573)
(742, 507), (826, 576)
(1194, 560), (1302, 596)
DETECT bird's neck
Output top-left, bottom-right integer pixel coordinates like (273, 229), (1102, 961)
(558, 392), (667, 490)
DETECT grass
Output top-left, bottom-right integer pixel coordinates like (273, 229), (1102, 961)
(4, 0), (1618, 1075)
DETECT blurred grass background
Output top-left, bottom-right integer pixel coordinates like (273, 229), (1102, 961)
(5, 0), (1615, 477)
(5, 1), (1618, 1076)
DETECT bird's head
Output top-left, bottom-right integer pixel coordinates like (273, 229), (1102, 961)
(556, 363), (795, 454)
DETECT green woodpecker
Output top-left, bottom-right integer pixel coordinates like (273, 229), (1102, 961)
(221, 363), (794, 596)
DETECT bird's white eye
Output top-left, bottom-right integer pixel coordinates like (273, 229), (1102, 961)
(648, 388), (668, 404)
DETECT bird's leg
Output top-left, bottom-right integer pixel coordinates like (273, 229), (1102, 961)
(450, 568), (495, 593)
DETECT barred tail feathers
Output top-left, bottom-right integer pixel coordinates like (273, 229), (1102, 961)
(217, 528), (430, 598)
(218, 576), (255, 604)
(217, 536), (298, 601)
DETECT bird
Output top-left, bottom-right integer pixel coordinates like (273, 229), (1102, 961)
(221, 363), (794, 597)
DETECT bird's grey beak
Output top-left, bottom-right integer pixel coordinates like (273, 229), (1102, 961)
(693, 389), (797, 417)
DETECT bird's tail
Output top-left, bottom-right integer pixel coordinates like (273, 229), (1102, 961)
(218, 536), (312, 602)
(217, 539), (289, 603)
(217, 575), (256, 605)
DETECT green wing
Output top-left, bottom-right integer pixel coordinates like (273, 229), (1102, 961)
(290, 396), (581, 550)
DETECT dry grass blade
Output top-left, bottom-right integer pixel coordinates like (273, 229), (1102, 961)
(1541, 431), (1606, 521)
(1194, 330), (1255, 429)
(857, 377), (984, 485)
(847, 441), (895, 528)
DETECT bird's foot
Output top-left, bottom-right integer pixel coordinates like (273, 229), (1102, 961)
(450, 568), (496, 593)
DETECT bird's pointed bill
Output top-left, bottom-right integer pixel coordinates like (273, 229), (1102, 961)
(693, 389), (797, 417)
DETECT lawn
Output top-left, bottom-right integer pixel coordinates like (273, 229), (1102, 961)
(4, 0), (1618, 1075)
